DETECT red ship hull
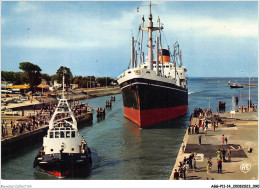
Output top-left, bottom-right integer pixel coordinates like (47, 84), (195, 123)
(124, 105), (188, 128)
(120, 78), (188, 128)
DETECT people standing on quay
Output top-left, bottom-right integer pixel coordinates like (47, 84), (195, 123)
(193, 158), (197, 172)
(185, 160), (189, 173)
(204, 127), (207, 136)
(216, 149), (221, 159)
(221, 148), (226, 162)
(195, 125), (200, 134)
(174, 169), (179, 180)
(227, 148), (231, 162)
(217, 158), (222, 174)
(205, 120), (208, 128)
(198, 134), (202, 145)
(225, 136), (228, 145)
(181, 141), (185, 153)
(182, 164), (187, 180)
(207, 158), (212, 173)
(221, 135), (225, 145)
(189, 154), (194, 169)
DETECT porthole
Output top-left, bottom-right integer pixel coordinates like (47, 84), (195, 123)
(51, 149), (53, 152)
(71, 148), (74, 151)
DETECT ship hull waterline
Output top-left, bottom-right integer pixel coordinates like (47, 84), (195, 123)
(120, 78), (188, 128)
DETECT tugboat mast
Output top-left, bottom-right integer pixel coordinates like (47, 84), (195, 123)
(62, 74), (65, 99)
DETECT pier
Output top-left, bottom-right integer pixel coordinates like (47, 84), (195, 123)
(170, 111), (258, 180)
(1, 102), (93, 156)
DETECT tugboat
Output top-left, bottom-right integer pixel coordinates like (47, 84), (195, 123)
(117, 2), (188, 128)
(230, 83), (243, 88)
(33, 76), (92, 178)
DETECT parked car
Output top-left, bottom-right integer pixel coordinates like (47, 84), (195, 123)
(20, 96), (28, 101)
(1, 89), (12, 94)
(1, 109), (19, 116)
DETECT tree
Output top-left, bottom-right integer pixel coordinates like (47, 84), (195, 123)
(19, 62), (42, 91)
(56, 66), (73, 86)
(41, 73), (51, 84)
(72, 75), (95, 88)
(95, 77), (112, 87)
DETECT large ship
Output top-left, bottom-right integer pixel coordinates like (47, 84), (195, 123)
(117, 3), (188, 128)
(33, 76), (92, 178)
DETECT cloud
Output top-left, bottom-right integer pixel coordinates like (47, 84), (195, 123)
(162, 15), (258, 38)
(13, 2), (38, 13)
(4, 37), (103, 49)
(3, 7), (139, 49)
(3, 2), (257, 51)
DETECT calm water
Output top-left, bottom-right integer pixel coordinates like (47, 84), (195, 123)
(1, 77), (258, 180)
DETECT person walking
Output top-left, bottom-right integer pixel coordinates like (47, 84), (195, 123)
(225, 137), (228, 145)
(221, 135), (225, 145)
(181, 141), (185, 153)
(216, 149), (221, 159)
(207, 159), (210, 173)
(198, 134), (202, 145)
(221, 148), (226, 162)
(178, 167), (183, 180)
(217, 158), (222, 174)
(227, 148), (231, 162)
(213, 122), (216, 131)
(182, 164), (186, 180)
(173, 169), (179, 180)
(192, 158), (197, 172)
(185, 161), (189, 173)
(204, 127), (207, 136)
(188, 126), (191, 135)
(209, 158), (212, 172)
(189, 155), (193, 169)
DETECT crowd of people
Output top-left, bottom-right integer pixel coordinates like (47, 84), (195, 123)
(174, 108), (235, 180)
(173, 153), (197, 180)
(193, 108), (213, 119)
(2, 101), (91, 138)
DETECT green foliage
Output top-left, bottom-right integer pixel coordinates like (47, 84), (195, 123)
(95, 77), (113, 87)
(56, 66), (73, 86)
(19, 62), (42, 91)
(72, 75), (95, 88)
(41, 73), (51, 84)
(1, 71), (28, 85)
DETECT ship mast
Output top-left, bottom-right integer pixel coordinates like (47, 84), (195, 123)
(141, 1), (163, 71)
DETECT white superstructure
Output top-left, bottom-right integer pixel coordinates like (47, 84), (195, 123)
(42, 76), (83, 155)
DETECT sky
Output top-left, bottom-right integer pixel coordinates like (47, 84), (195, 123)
(1, 1), (259, 78)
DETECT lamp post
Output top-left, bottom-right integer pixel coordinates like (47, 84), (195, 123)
(241, 71), (257, 112)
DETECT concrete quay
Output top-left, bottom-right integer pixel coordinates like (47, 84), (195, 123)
(170, 111), (258, 180)
(1, 112), (93, 156)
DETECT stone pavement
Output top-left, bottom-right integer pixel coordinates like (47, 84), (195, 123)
(170, 112), (258, 180)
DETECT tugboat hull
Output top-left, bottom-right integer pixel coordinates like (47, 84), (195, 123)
(34, 151), (92, 177)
